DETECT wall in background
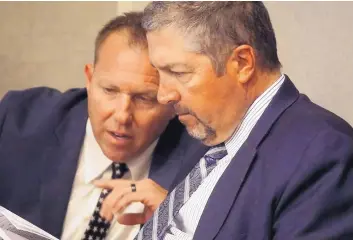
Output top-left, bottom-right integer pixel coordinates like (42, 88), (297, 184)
(116, 1), (148, 16)
(266, 2), (353, 125)
(1, 2), (352, 125)
(0, 2), (117, 97)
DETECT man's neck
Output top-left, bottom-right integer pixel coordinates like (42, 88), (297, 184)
(246, 70), (282, 104)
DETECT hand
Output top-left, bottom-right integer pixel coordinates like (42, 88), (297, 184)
(94, 178), (167, 225)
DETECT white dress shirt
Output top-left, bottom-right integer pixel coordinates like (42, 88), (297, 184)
(165, 74), (285, 239)
(61, 120), (158, 240)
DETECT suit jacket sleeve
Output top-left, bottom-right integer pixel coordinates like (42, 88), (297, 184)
(273, 129), (353, 240)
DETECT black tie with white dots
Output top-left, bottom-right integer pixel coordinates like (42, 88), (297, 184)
(82, 162), (129, 240)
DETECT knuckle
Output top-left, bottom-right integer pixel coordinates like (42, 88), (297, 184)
(144, 178), (153, 186)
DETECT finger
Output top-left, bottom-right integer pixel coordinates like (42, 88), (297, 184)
(114, 191), (147, 214)
(140, 179), (168, 200)
(100, 200), (114, 222)
(106, 187), (132, 216)
(100, 189), (125, 221)
(93, 179), (117, 190)
(94, 179), (131, 190)
(117, 213), (146, 225)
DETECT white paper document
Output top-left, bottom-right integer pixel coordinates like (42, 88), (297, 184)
(0, 206), (58, 240)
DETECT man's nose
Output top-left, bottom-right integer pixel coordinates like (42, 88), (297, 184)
(113, 94), (132, 124)
(157, 79), (181, 105)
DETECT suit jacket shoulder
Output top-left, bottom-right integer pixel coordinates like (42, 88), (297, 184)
(0, 87), (87, 139)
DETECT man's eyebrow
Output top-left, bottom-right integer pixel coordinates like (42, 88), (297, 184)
(129, 88), (158, 97)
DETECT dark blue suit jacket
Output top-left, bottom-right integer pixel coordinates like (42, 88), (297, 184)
(0, 87), (195, 238)
(170, 76), (353, 240)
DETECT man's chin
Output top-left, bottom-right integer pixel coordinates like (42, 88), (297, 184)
(186, 126), (208, 141)
(186, 125), (218, 146)
(103, 149), (132, 163)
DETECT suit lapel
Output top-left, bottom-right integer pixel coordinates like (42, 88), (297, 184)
(194, 77), (300, 240)
(148, 118), (184, 189)
(39, 99), (88, 238)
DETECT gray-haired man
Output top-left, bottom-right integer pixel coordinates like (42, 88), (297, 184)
(103, 2), (353, 239)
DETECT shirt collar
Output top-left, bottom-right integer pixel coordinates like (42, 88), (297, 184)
(82, 119), (158, 184)
(126, 138), (158, 181)
(224, 74), (285, 158)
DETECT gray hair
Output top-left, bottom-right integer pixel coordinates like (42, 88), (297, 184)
(142, 1), (281, 75)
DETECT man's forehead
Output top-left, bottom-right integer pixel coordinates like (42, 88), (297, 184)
(97, 33), (154, 70)
(94, 47), (159, 79)
(147, 29), (183, 52)
(147, 42), (189, 69)
(94, 70), (159, 87)
(147, 30), (200, 70)
(100, 48), (149, 66)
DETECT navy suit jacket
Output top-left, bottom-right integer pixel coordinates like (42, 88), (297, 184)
(170, 76), (353, 240)
(0, 87), (195, 238)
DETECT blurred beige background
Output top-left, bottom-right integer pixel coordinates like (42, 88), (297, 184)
(0, 2), (352, 125)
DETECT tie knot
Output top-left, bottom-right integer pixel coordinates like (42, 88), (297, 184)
(204, 143), (228, 165)
(112, 162), (128, 179)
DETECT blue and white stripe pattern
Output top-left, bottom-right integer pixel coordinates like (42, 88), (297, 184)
(137, 75), (285, 240)
(137, 144), (227, 239)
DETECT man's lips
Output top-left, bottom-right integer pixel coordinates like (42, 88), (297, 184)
(108, 131), (133, 139)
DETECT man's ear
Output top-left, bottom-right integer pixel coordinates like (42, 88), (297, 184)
(84, 63), (94, 92)
(226, 45), (255, 84)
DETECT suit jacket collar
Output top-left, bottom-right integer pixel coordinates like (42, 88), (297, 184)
(40, 95), (88, 238)
(193, 76), (300, 240)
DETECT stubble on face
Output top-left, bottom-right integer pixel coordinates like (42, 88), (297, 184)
(174, 103), (216, 143)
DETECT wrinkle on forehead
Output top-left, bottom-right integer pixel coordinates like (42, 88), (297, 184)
(147, 28), (202, 70)
(94, 70), (158, 79)
(93, 71), (160, 89)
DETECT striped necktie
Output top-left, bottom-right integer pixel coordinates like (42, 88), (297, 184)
(136, 144), (228, 240)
